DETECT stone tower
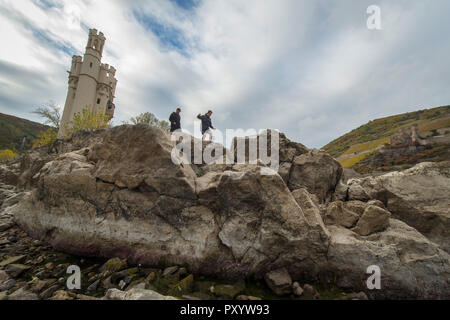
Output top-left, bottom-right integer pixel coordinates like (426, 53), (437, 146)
(59, 29), (118, 137)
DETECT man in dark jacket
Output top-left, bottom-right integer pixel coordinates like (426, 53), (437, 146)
(169, 108), (181, 132)
(197, 110), (215, 141)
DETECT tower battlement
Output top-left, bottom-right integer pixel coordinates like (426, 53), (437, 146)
(59, 29), (118, 137)
(100, 63), (116, 75)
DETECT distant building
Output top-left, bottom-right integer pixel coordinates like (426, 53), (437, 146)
(59, 29), (117, 137)
(389, 124), (423, 147)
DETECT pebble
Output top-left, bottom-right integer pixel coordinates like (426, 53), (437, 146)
(0, 279), (16, 291)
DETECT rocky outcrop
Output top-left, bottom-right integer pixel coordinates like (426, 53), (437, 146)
(6, 125), (330, 280)
(323, 200), (390, 236)
(1, 124), (449, 299)
(347, 162), (450, 252)
(288, 150), (343, 203)
(232, 132), (342, 203)
(327, 219), (450, 299)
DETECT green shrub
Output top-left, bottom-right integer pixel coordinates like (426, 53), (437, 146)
(129, 112), (170, 132)
(0, 149), (18, 163)
(65, 108), (112, 135)
(32, 127), (58, 149)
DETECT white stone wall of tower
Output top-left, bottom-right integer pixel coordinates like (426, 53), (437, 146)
(58, 29), (117, 137)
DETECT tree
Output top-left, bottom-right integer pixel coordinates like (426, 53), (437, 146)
(32, 101), (61, 149)
(129, 112), (170, 132)
(33, 101), (61, 129)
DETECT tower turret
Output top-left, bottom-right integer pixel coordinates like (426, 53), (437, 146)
(86, 29), (106, 60)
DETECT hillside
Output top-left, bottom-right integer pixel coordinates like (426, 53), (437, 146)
(323, 105), (450, 172)
(0, 113), (48, 152)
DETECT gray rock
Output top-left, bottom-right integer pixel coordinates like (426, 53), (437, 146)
(11, 126), (330, 281)
(103, 288), (177, 300)
(348, 162), (450, 252)
(0, 279), (16, 291)
(39, 284), (61, 300)
(325, 201), (360, 228)
(213, 282), (245, 299)
(5, 264), (30, 278)
(76, 294), (101, 300)
(127, 282), (146, 290)
(343, 201), (367, 216)
(350, 292), (369, 300)
(4, 126), (450, 299)
(236, 295), (262, 301)
(8, 288), (39, 300)
(49, 290), (73, 300)
(288, 150), (343, 203)
(292, 282), (304, 296)
(348, 183), (371, 202)
(0, 291), (7, 300)
(367, 199), (385, 209)
(264, 268), (292, 296)
(1, 192), (24, 209)
(327, 220), (450, 299)
(0, 270), (9, 283)
(352, 205), (391, 236)
(163, 266), (179, 277)
(87, 279), (100, 292)
(0, 221), (14, 232)
(0, 255), (26, 267)
(333, 181), (349, 201)
(303, 284), (318, 297)
(100, 257), (127, 274)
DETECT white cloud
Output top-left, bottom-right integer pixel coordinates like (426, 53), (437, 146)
(0, 0), (449, 147)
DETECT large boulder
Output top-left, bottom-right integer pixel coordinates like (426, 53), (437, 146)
(2, 125), (449, 299)
(264, 268), (292, 296)
(327, 219), (450, 299)
(8, 124), (330, 280)
(348, 162), (450, 252)
(231, 132), (342, 203)
(288, 150), (343, 203)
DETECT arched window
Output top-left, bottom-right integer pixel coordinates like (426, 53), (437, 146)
(97, 98), (101, 104)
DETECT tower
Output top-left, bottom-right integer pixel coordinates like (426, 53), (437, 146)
(59, 29), (118, 137)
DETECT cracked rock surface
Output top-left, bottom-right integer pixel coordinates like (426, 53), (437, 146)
(1, 124), (449, 299)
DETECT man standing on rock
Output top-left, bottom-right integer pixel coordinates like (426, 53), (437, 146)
(169, 108), (181, 133)
(197, 110), (215, 141)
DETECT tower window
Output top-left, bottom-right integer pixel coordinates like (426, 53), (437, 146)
(97, 98), (101, 104)
(90, 62), (93, 68)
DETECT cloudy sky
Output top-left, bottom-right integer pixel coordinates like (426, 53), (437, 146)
(0, 0), (449, 148)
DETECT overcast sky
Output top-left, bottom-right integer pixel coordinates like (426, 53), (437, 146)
(0, 0), (449, 148)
